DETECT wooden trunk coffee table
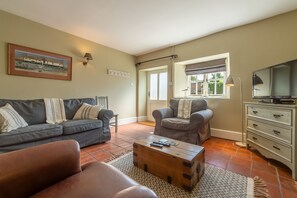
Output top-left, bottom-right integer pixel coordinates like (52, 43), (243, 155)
(133, 134), (205, 191)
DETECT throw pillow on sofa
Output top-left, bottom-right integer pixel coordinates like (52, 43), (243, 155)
(0, 103), (28, 132)
(73, 103), (102, 120)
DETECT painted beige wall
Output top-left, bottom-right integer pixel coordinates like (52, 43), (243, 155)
(138, 70), (147, 118)
(0, 10), (137, 119)
(174, 64), (187, 97)
(136, 10), (297, 134)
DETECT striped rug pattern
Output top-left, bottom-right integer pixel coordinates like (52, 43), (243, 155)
(109, 152), (259, 198)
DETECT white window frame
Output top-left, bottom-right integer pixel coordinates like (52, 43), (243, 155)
(176, 53), (230, 99)
(189, 72), (226, 97)
(148, 70), (168, 101)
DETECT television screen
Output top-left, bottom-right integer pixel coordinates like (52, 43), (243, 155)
(252, 59), (297, 99)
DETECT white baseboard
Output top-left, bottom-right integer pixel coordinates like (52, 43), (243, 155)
(211, 128), (242, 141)
(137, 116), (148, 122)
(118, 117), (137, 125)
(116, 116), (148, 125)
(115, 117), (242, 142)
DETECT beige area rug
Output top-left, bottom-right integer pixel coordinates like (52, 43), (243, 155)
(109, 152), (270, 198)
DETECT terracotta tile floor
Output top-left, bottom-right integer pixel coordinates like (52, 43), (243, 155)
(81, 123), (297, 198)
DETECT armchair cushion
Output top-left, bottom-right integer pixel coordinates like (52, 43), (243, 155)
(170, 98), (207, 117)
(153, 98), (213, 145)
(0, 140), (81, 198)
(32, 162), (139, 198)
(161, 118), (190, 131)
(113, 186), (157, 198)
(0, 140), (157, 198)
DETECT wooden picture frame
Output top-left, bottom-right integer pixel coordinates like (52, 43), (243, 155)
(8, 43), (72, 81)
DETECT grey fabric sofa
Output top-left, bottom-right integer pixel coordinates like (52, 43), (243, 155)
(0, 98), (113, 153)
(153, 98), (213, 145)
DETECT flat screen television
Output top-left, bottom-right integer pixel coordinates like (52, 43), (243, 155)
(252, 59), (297, 103)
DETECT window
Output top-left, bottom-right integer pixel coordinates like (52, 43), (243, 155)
(159, 72), (167, 100)
(185, 57), (228, 98)
(149, 72), (167, 100)
(190, 72), (225, 96)
(149, 73), (158, 100)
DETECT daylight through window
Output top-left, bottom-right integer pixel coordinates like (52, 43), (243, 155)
(185, 58), (227, 97)
(190, 72), (225, 96)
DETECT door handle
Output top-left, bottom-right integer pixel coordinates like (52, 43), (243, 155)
(273, 114), (283, 118)
(273, 146), (281, 150)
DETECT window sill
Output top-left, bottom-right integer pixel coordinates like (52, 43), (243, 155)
(185, 95), (230, 99)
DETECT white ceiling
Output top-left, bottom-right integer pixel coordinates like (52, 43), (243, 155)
(1, 0), (297, 56)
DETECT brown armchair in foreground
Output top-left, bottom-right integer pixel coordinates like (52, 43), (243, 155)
(153, 98), (213, 145)
(0, 140), (157, 198)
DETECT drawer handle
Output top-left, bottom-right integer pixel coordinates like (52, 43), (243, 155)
(273, 114), (283, 118)
(252, 137), (257, 141)
(273, 130), (281, 135)
(252, 124), (258, 127)
(273, 146), (281, 150)
(252, 111), (258, 114)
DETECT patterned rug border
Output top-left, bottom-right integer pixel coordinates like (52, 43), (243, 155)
(104, 149), (132, 163)
(106, 151), (133, 163)
(108, 151), (270, 198)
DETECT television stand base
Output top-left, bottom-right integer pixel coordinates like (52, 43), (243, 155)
(258, 99), (295, 104)
(273, 99), (295, 104)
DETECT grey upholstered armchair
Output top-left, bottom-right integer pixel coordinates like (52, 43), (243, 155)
(152, 98), (213, 145)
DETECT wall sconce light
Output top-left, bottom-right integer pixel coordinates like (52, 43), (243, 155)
(83, 53), (93, 65)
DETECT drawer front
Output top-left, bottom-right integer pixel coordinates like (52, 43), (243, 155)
(247, 106), (292, 125)
(247, 119), (292, 144)
(247, 132), (291, 161)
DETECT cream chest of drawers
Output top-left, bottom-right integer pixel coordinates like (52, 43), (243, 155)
(245, 102), (297, 180)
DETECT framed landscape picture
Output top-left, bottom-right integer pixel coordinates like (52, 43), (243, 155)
(8, 43), (72, 81)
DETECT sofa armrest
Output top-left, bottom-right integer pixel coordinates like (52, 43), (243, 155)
(113, 186), (158, 198)
(190, 109), (213, 125)
(0, 140), (81, 198)
(98, 109), (114, 131)
(152, 108), (173, 127)
(152, 108), (173, 121)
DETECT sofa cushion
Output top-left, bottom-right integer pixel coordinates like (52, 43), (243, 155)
(0, 124), (63, 147)
(0, 99), (46, 125)
(0, 104), (28, 132)
(60, 120), (102, 135)
(63, 98), (96, 120)
(73, 103), (102, 120)
(161, 118), (190, 131)
(0, 98), (97, 124)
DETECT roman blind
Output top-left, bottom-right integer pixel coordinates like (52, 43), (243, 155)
(185, 58), (226, 75)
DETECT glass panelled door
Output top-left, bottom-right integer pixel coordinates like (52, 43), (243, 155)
(147, 70), (168, 121)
